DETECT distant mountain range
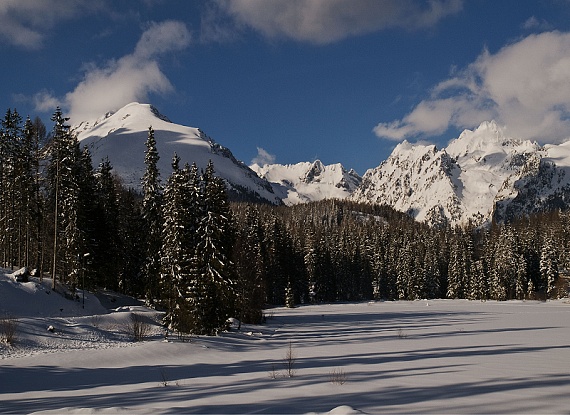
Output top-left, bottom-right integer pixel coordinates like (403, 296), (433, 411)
(75, 103), (570, 226)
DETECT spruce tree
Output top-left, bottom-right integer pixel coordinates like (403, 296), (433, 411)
(0, 109), (23, 268)
(233, 204), (265, 324)
(540, 231), (559, 299)
(141, 126), (163, 304)
(46, 107), (83, 290)
(92, 157), (121, 289)
(161, 154), (196, 332)
(195, 160), (235, 334)
(20, 117), (41, 271)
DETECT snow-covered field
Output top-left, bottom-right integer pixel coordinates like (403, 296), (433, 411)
(1, 270), (570, 414)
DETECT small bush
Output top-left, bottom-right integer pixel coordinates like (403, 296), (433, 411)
(0, 315), (18, 345)
(268, 363), (279, 379)
(329, 368), (348, 385)
(283, 341), (297, 377)
(128, 312), (151, 342)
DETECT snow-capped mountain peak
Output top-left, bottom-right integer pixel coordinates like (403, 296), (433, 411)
(251, 160), (362, 205)
(74, 102), (280, 204)
(352, 120), (570, 226)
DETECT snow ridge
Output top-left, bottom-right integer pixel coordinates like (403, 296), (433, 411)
(352, 121), (570, 226)
(74, 105), (570, 224)
(251, 160), (362, 205)
(73, 103), (280, 204)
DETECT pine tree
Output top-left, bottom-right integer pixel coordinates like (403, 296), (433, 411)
(471, 259), (488, 300)
(91, 157), (121, 289)
(19, 117), (42, 271)
(161, 154), (197, 333)
(68, 147), (97, 290)
(515, 253), (528, 300)
(540, 231), (559, 299)
(46, 107), (83, 290)
(0, 109), (23, 268)
(115, 186), (146, 296)
(141, 126), (163, 304)
(195, 160), (235, 334)
(233, 204), (265, 324)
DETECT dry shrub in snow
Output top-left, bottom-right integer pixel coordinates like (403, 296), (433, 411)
(127, 312), (151, 342)
(329, 368), (348, 385)
(284, 341), (297, 377)
(0, 315), (18, 345)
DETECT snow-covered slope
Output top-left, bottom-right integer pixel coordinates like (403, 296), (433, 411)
(251, 160), (362, 205)
(74, 103), (280, 204)
(3, 265), (570, 414)
(352, 121), (570, 226)
(351, 140), (460, 226)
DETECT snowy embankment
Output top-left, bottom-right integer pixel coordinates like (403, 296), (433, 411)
(1, 270), (570, 414)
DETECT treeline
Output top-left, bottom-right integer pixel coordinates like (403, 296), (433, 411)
(235, 202), (569, 306)
(1, 107), (568, 337)
(0, 107), (147, 294)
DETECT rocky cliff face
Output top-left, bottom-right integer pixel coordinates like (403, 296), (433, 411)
(251, 160), (361, 205)
(352, 121), (570, 226)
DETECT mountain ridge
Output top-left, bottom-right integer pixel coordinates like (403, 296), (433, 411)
(74, 102), (281, 205)
(74, 103), (570, 226)
(250, 160), (362, 205)
(352, 120), (570, 226)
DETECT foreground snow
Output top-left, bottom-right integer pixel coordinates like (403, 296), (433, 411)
(1, 271), (570, 414)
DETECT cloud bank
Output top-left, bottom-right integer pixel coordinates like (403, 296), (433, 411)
(0, 0), (103, 49)
(212, 0), (463, 44)
(35, 20), (191, 123)
(374, 31), (570, 144)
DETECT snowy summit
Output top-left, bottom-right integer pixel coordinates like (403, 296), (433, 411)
(352, 120), (570, 226)
(75, 103), (280, 204)
(251, 160), (362, 205)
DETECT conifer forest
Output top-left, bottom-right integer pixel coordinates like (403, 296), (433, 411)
(1, 107), (568, 336)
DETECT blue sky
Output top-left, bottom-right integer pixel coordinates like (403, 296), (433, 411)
(4, 1), (570, 174)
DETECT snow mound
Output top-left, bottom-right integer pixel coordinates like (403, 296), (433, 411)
(307, 405), (368, 415)
(0, 269), (107, 318)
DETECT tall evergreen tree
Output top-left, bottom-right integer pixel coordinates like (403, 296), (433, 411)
(46, 107), (83, 290)
(233, 204), (265, 324)
(195, 160), (235, 334)
(141, 126), (163, 304)
(119, 188), (146, 295)
(161, 155), (197, 332)
(19, 117), (42, 271)
(0, 109), (23, 268)
(540, 231), (559, 299)
(91, 157), (121, 289)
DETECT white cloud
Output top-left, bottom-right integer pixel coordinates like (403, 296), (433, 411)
(251, 147), (276, 166)
(32, 90), (61, 113)
(211, 0), (463, 44)
(522, 16), (552, 31)
(374, 31), (570, 144)
(0, 0), (104, 49)
(134, 20), (192, 58)
(53, 20), (191, 123)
